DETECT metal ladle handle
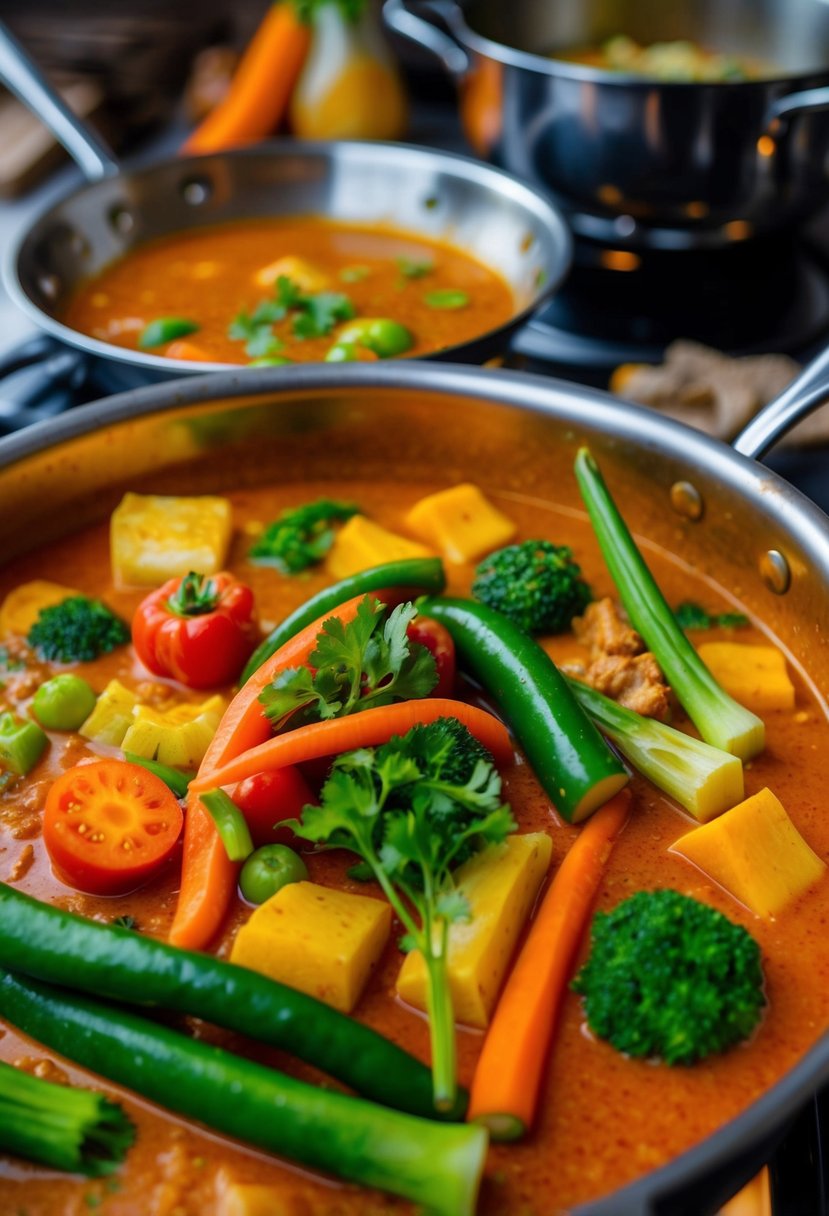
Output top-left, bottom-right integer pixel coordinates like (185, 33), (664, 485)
(0, 19), (119, 182)
(733, 345), (829, 460)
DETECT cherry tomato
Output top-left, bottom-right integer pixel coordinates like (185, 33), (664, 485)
(43, 759), (183, 896)
(232, 766), (314, 847)
(406, 616), (456, 698)
(132, 571), (256, 689)
(239, 844), (308, 905)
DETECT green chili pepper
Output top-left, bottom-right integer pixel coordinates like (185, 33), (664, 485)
(123, 753), (194, 799)
(137, 318), (200, 349)
(200, 789), (254, 862)
(240, 556), (446, 683)
(0, 712), (47, 775)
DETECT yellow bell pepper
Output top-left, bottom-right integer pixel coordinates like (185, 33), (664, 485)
(326, 515), (433, 581)
(697, 642), (795, 712)
(120, 696), (226, 769)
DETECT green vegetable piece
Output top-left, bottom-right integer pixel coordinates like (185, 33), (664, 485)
(418, 597), (628, 824)
(259, 597), (437, 732)
(567, 676), (744, 822)
(0, 969), (485, 1216)
(248, 355), (294, 366)
(249, 498), (359, 574)
(572, 889), (766, 1065)
(574, 448), (765, 760)
(240, 844), (309, 904)
(472, 540), (592, 634)
(424, 289), (469, 310)
(0, 712), (47, 775)
(241, 556), (446, 683)
(137, 318), (200, 349)
(32, 675), (97, 732)
(123, 753), (194, 799)
(228, 302), (287, 358)
(396, 258), (434, 280)
(272, 276), (356, 340)
(674, 602), (749, 631)
(111, 915), (137, 931)
(325, 342), (359, 363)
(200, 789), (254, 862)
(336, 318), (414, 358)
(0, 884), (464, 1122)
(0, 647), (24, 674)
(340, 265), (370, 283)
(291, 716), (514, 1111)
(27, 596), (129, 664)
(0, 1056), (133, 1177)
(718, 611), (750, 629)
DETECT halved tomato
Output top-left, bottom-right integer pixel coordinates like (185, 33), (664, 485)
(43, 759), (184, 896)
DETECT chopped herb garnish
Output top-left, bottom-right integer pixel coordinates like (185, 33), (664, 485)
(259, 596), (437, 731)
(230, 276), (356, 352)
(112, 915), (137, 931)
(396, 258), (434, 280)
(249, 498), (358, 574)
(424, 289), (469, 310)
(674, 601), (749, 631)
(0, 647), (25, 673)
(138, 317), (200, 350)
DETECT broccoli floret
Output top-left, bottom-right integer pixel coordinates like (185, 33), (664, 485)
(572, 889), (765, 1065)
(393, 715), (493, 788)
(27, 596), (130, 663)
(472, 540), (592, 634)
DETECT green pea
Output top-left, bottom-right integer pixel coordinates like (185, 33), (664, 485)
(239, 844), (309, 905)
(137, 317), (200, 349)
(32, 674), (97, 732)
(248, 356), (294, 367)
(337, 318), (414, 358)
(325, 343), (359, 363)
(423, 289), (469, 311)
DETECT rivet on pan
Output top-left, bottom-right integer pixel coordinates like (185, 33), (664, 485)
(759, 550), (791, 595)
(37, 273), (60, 300)
(67, 230), (89, 258)
(108, 204), (134, 235)
(670, 481), (704, 521)
(181, 178), (212, 205)
(615, 214), (636, 238)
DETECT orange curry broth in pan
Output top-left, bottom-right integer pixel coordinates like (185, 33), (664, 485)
(63, 218), (516, 364)
(1, 481), (829, 1214)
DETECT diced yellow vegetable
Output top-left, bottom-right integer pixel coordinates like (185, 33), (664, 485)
(396, 832), (552, 1028)
(79, 680), (138, 748)
(254, 255), (331, 293)
(405, 483), (516, 563)
(0, 580), (81, 638)
(697, 642), (795, 712)
(670, 787), (826, 918)
(120, 696), (225, 769)
(110, 492), (232, 587)
(325, 515), (433, 581)
(230, 881), (391, 1013)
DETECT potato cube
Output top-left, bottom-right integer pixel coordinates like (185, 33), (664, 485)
(110, 492), (232, 587)
(79, 679), (138, 748)
(697, 642), (795, 712)
(396, 831), (552, 1027)
(254, 256), (330, 293)
(0, 580), (82, 638)
(230, 881), (391, 1013)
(671, 787), (826, 918)
(325, 515), (433, 581)
(405, 483), (516, 563)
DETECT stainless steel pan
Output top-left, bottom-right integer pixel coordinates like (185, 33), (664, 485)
(0, 23), (572, 394)
(385, 0), (829, 250)
(0, 356), (828, 1213)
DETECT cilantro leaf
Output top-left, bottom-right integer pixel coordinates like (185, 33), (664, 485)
(259, 596), (437, 731)
(248, 498), (358, 573)
(396, 257), (434, 280)
(287, 716), (515, 1108)
(292, 291), (356, 340)
(675, 601), (749, 631)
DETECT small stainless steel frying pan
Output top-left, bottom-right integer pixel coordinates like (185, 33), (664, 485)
(0, 21), (572, 394)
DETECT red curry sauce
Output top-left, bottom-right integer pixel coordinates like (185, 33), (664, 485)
(0, 482), (828, 1215)
(63, 219), (516, 365)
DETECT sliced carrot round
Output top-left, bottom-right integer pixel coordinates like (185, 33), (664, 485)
(43, 760), (183, 896)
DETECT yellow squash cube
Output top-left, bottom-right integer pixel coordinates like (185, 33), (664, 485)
(396, 831), (552, 1027)
(110, 492), (232, 587)
(79, 680), (138, 748)
(0, 580), (82, 638)
(230, 881), (391, 1013)
(325, 515), (433, 581)
(121, 695), (226, 769)
(697, 642), (795, 712)
(405, 483), (516, 564)
(671, 787), (826, 918)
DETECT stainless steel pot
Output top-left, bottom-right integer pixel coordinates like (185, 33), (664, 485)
(0, 23), (572, 394)
(385, 0), (829, 250)
(0, 357), (828, 1213)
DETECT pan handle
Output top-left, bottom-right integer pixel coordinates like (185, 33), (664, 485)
(383, 0), (470, 78)
(0, 20), (119, 182)
(732, 347), (829, 460)
(764, 85), (829, 134)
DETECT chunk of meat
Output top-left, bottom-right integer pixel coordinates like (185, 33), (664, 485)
(571, 597), (671, 720)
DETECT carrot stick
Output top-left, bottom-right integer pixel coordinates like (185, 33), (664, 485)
(467, 788), (632, 1140)
(182, 3), (311, 156)
(190, 699), (514, 794)
(169, 592), (385, 951)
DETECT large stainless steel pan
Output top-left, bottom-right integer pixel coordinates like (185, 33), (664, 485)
(1, 356), (828, 1213)
(385, 0), (829, 250)
(0, 23), (571, 395)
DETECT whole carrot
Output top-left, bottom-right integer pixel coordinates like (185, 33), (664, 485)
(467, 788), (632, 1139)
(190, 698), (514, 794)
(182, 3), (311, 156)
